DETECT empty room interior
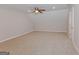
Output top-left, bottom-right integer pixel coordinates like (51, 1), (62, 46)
(0, 4), (79, 55)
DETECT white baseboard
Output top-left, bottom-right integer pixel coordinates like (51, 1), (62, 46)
(72, 40), (79, 54)
(34, 30), (67, 33)
(0, 30), (33, 43)
(0, 30), (66, 43)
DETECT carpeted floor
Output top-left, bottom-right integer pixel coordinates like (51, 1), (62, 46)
(0, 31), (78, 55)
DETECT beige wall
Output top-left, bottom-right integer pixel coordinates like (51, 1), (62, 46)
(0, 8), (33, 42)
(29, 9), (69, 32)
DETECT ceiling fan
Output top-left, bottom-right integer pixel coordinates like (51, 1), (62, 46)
(32, 7), (46, 14)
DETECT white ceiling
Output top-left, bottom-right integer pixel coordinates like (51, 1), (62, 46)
(0, 4), (70, 13)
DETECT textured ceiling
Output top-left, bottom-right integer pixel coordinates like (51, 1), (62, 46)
(0, 4), (70, 13)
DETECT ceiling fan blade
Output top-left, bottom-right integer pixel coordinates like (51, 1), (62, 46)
(39, 11), (43, 13)
(35, 7), (39, 10)
(40, 9), (45, 11)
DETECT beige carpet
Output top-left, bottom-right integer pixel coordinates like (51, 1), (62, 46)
(0, 31), (78, 55)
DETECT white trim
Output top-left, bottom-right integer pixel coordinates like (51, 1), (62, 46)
(0, 31), (33, 43)
(70, 7), (79, 54)
(72, 39), (79, 54)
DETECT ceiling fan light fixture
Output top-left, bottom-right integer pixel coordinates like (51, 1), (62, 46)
(32, 7), (46, 14)
(35, 10), (39, 13)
